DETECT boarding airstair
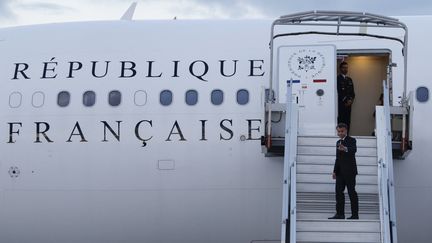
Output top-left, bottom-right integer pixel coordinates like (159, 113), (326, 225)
(295, 135), (381, 242)
(262, 11), (413, 243)
(267, 80), (397, 243)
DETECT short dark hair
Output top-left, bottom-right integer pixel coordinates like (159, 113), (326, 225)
(336, 123), (348, 130)
(339, 61), (348, 68)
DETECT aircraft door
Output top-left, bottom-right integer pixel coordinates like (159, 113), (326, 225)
(277, 45), (337, 136)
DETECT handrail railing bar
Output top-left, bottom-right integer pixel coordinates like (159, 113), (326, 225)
(281, 80), (294, 243)
(384, 80), (398, 243)
(273, 32), (404, 46)
(289, 103), (298, 243)
(274, 22), (405, 29)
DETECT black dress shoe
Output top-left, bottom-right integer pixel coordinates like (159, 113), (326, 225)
(347, 215), (359, 220)
(328, 214), (345, 219)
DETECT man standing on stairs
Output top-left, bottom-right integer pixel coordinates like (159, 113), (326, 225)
(329, 123), (359, 220)
(337, 62), (355, 133)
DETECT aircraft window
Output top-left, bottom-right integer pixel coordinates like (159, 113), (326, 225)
(57, 91), (70, 107)
(237, 89), (249, 105)
(83, 91), (96, 107)
(9, 92), (22, 108)
(32, 91), (45, 108)
(185, 90), (198, 106)
(108, 90), (122, 106)
(134, 90), (147, 106)
(211, 89), (224, 105)
(160, 90), (173, 106)
(416, 86), (429, 103)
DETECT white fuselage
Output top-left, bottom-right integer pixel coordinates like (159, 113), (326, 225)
(0, 17), (430, 243)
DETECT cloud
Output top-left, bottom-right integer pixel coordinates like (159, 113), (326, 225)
(161, 0), (432, 18)
(15, 1), (75, 14)
(0, 0), (15, 19)
(2, 0), (432, 28)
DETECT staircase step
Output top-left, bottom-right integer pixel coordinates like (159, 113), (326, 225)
(297, 174), (377, 185)
(297, 164), (377, 176)
(297, 155), (377, 165)
(297, 146), (377, 157)
(291, 136), (382, 243)
(297, 192), (378, 201)
(297, 212), (380, 220)
(296, 231), (381, 242)
(297, 197), (379, 206)
(298, 136), (376, 147)
(297, 183), (378, 194)
(297, 219), (380, 232)
(297, 204), (379, 213)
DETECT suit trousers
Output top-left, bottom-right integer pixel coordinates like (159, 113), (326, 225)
(338, 106), (352, 131)
(335, 175), (359, 216)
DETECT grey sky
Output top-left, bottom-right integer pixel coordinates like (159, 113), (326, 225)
(188, 0), (432, 17)
(1, 0), (432, 27)
(0, 0), (14, 19)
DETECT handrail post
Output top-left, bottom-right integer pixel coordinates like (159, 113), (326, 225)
(376, 80), (398, 243)
(281, 80), (298, 243)
(383, 81), (398, 243)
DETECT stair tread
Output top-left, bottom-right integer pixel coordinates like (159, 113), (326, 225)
(296, 231), (381, 243)
(297, 219), (380, 222)
(297, 212), (380, 220)
(297, 136), (376, 139)
(284, 136), (384, 243)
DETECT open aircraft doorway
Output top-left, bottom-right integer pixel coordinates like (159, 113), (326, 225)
(337, 51), (390, 136)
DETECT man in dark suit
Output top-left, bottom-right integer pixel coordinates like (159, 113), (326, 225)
(329, 123), (359, 220)
(337, 62), (355, 132)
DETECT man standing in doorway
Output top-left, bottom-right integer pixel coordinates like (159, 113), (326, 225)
(329, 123), (359, 220)
(337, 62), (355, 132)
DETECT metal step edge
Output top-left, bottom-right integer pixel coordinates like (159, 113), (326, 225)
(297, 172), (378, 176)
(297, 199), (379, 203)
(297, 153), (377, 157)
(297, 206), (380, 209)
(296, 182), (378, 186)
(297, 219), (380, 222)
(297, 210), (380, 215)
(298, 136), (376, 139)
(297, 160), (378, 166)
(297, 208), (380, 212)
(296, 232), (381, 243)
(297, 145), (377, 149)
(297, 155), (378, 159)
(297, 200), (379, 205)
(297, 195), (379, 199)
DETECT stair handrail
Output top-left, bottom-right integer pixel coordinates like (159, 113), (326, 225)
(281, 80), (298, 243)
(376, 80), (398, 243)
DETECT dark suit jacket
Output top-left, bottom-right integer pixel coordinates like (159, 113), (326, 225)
(333, 136), (358, 177)
(337, 74), (355, 110)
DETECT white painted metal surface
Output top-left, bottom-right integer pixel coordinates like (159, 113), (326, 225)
(277, 45), (337, 136)
(0, 13), (429, 243)
(281, 80), (298, 243)
(376, 80), (398, 243)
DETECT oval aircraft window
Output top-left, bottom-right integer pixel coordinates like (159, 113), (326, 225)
(211, 89), (224, 105)
(57, 91), (70, 107)
(108, 90), (122, 106)
(83, 91), (96, 107)
(185, 90), (198, 106)
(237, 89), (249, 105)
(134, 90), (147, 106)
(9, 92), (22, 108)
(416, 86), (429, 103)
(32, 91), (45, 108)
(160, 90), (173, 106)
